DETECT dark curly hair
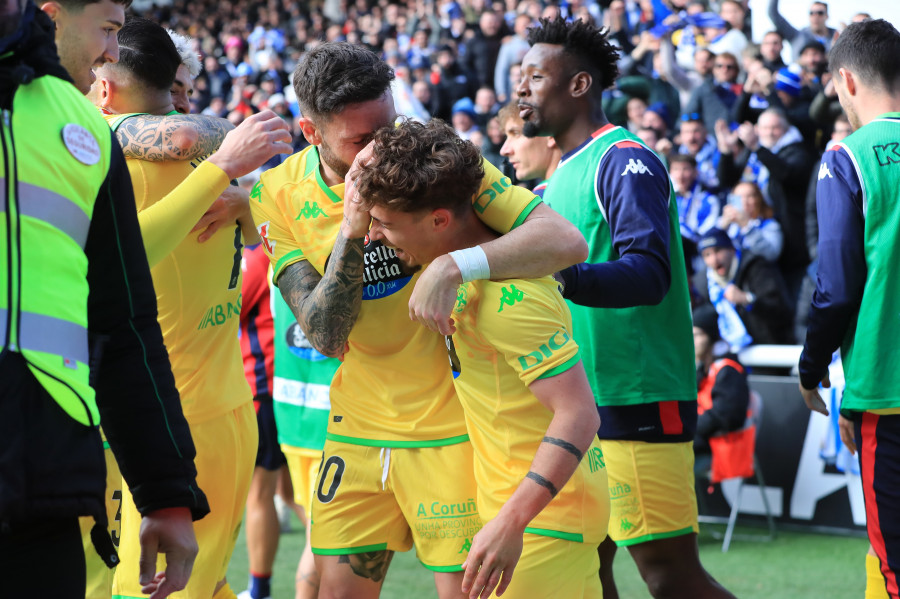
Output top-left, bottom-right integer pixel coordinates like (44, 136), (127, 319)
(353, 119), (485, 216)
(293, 42), (395, 121)
(526, 16), (620, 92)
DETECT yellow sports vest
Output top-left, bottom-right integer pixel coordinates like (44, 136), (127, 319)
(1, 75), (112, 426)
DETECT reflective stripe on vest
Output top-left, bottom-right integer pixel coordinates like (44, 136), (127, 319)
(0, 179), (92, 248)
(0, 308), (89, 364)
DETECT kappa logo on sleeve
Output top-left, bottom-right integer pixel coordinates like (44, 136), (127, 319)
(620, 158), (653, 176)
(817, 162), (833, 180)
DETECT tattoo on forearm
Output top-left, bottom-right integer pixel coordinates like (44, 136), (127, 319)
(115, 115), (231, 162)
(526, 471), (559, 497)
(279, 234), (364, 357)
(542, 436), (584, 461)
(337, 550), (394, 582)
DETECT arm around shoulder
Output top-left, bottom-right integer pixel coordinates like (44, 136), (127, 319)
(115, 113), (233, 162)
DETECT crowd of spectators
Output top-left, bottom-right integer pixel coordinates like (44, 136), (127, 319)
(134, 0), (878, 352)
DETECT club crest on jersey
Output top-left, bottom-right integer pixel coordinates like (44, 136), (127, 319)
(818, 162), (833, 180)
(621, 158), (653, 176)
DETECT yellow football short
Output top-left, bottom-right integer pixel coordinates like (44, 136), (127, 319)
(282, 445), (322, 511)
(491, 532), (602, 599)
(81, 444), (122, 599)
(310, 439), (481, 571)
(601, 440), (698, 546)
(112, 402), (257, 598)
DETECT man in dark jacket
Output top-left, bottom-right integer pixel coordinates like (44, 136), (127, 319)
(432, 42), (477, 121)
(717, 108), (816, 301)
(0, 3), (208, 597)
(694, 228), (794, 347)
(460, 10), (505, 91)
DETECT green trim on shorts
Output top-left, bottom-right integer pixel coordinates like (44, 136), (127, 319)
(312, 542), (389, 556)
(535, 355), (581, 380)
(325, 432), (470, 448)
(420, 562), (465, 573)
(113, 595), (146, 599)
(613, 526), (696, 547)
(511, 196), (542, 230)
(524, 527), (585, 543)
(102, 440), (110, 450)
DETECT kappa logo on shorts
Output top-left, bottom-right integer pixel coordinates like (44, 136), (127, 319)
(459, 538), (473, 553)
(619, 518), (635, 533)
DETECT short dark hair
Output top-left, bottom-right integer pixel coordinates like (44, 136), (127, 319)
(829, 19), (900, 93)
(293, 42), (395, 121)
(116, 17), (181, 92)
(669, 154), (697, 168)
(57, 0), (133, 10)
(526, 16), (619, 92)
(354, 119), (485, 216)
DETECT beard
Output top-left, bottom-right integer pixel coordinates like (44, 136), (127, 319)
(317, 138), (352, 180)
(522, 120), (541, 138)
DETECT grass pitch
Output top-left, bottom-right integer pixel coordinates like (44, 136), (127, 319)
(227, 516), (868, 598)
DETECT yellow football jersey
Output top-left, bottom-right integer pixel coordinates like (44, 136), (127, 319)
(251, 146), (541, 446)
(450, 276), (608, 543)
(105, 113), (251, 423)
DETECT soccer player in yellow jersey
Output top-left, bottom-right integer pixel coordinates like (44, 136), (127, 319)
(354, 118), (608, 599)
(250, 42), (587, 599)
(89, 17), (291, 599)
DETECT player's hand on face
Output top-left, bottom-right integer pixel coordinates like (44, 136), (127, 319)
(342, 140), (376, 239)
(209, 110), (292, 180)
(138, 507), (198, 599)
(191, 185), (251, 242)
(409, 253), (461, 335)
(461, 517), (523, 599)
(799, 372), (831, 416)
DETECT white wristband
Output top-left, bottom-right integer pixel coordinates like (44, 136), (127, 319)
(449, 246), (491, 283)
